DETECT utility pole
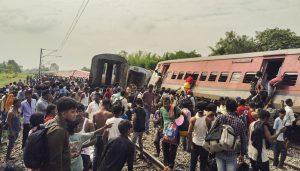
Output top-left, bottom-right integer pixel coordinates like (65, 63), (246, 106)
(38, 48), (61, 81)
(38, 48), (43, 80)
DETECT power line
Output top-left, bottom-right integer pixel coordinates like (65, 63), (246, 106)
(57, 0), (90, 54)
(58, 0), (87, 51)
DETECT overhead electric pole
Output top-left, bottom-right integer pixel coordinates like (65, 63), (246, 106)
(38, 48), (43, 80)
(38, 48), (61, 80)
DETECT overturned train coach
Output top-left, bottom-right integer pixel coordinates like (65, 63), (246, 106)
(89, 54), (151, 89)
(149, 48), (300, 113)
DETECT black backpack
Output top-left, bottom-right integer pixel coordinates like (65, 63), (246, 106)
(178, 114), (189, 132)
(23, 123), (58, 169)
(180, 96), (193, 111)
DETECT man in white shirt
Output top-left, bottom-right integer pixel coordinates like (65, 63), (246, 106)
(188, 102), (215, 171)
(86, 93), (102, 120)
(105, 105), (123, 141)
(284, 99), (295, 126)
(80, 87), (90, 110)
(273, 108), (287, 168)
(283, 98), (296, 148)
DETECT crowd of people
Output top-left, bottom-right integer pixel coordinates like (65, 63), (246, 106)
(0, 73), (299, 171)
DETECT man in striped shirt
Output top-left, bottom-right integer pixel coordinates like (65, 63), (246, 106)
(211, 99), (247, 171)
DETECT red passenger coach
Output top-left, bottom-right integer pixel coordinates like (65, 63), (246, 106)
(149, 48), (300, 112)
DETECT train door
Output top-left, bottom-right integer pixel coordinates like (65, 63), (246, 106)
(161, 64), (170, 76)
(261, 58), (285, 85)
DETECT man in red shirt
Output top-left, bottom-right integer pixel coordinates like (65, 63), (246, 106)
(237, 99), (249, 117)
(268, 74), (285, 97)
(266, 74), (286, 104)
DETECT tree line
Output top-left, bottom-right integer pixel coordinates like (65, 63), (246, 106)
(0, 60), (22, 73)
(0, 60), (60, 74)
(119, 28), (300, 70)
(209, 28), (300, 55)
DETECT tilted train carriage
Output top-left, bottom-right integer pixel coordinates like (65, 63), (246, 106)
(149, 48), (300, 113)
(89, 54), (151, 89)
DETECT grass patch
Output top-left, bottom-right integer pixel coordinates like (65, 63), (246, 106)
(0, 73), (30, 88)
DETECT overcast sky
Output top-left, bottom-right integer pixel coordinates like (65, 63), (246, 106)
(1, 0), (300, 70)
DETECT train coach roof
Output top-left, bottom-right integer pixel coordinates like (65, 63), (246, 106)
(91, 54), (127, 63)
(158, 48), (300, 64)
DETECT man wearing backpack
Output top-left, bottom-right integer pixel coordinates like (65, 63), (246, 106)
(185, 90), (195, 116)
(40, 97), (78, 171)
(210, 99), (247, 171)
(160, 97), (181, 170)
(248, 109), (286, 171)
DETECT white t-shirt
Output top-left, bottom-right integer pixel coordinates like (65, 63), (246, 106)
(284, 106), (295, 126)
(86, 101), (101, 120)
(248, 121), (268, 162)
(192, 114), (208, 146)
(273, 117), (284, 141)
(105, 117), (123, 140)
(81, 93), (89, 107)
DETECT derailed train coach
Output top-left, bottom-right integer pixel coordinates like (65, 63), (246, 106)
(127, 66), (152, 89)
(89, 54), (151, 89)
(149, 48), (300, 113)
(89, 54), (129, 88)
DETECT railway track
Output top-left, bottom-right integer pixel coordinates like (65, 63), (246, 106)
(268, 155), (300, 171)
(134, 144), (165, 171)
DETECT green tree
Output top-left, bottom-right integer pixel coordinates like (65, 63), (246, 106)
(50, 63), (59, 72)
(6, 60), (22, 73)
(119, 50), (200, 70)
(255, 28), (300, 51)
(81, 66), (90, 72)
(209, 31), (257, 56)
(0, 62), (7, 73)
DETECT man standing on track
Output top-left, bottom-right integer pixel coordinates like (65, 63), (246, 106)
(77, 103), (95, 171)
(6, 98), (21, 161)
(99, 120), (134, 171)
(20, 90), (36, 148)
(142, 84), (155, 134)
(92, 99), (113, 171)
(211, 99), (247, 171)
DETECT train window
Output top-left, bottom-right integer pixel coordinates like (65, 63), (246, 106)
(199, 72), (208, 81)
(282, 72), (298, 86)
(171, 72), (178, 79)
(208, 72), (218, 82)
(230, 72), (242, 83)
(184, 71), (192, 80)
(192, 72), (199, 80)
(243, 72), (256, 83)
(177, 72), (185, 80)
(218, 72), (228, 82)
